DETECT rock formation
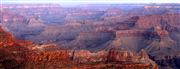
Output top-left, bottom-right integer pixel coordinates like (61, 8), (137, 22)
(1, 4), (179, 69)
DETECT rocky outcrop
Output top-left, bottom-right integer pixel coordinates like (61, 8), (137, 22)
(27, 17), (45, 27)
(142, 20), (180, 69)
(136, 14), (180, 29)
(111, 29), (145, 52)
(0, 27), (16, 46)
(65, 32), (114, 51)
(0, 26), (33, 69)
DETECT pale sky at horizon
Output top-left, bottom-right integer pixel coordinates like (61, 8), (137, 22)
(1, 0), (180, 6)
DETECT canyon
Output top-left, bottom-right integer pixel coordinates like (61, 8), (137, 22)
(0, 3), (180, 69)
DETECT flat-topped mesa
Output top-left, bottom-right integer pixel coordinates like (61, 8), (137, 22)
(77, 32), (114, 39)
(113, 29), (147, 52)
(136, 14), (180, 29)
(144, 6), (160, 9)
(115, 29), (144, 37)
(65, 11), (103, 23)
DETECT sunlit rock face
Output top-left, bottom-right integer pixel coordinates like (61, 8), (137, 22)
(67, 48), (158, 68)
(68, 46), (154, 64)
(0, 26), (33, 69)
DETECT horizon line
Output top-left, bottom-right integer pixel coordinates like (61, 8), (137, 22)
(2, 0), (180, 4)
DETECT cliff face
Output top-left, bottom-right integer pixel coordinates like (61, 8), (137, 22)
(24, 49), (158, 69)
(0, 11), (45, 39)
(65, 32), (115, 51)
(143, 26), (180, 69)
(113, 29), (145, 52)
(136, 14), (180, 29)
(0, 27), (15, 46)
(0, 26), (33, 69)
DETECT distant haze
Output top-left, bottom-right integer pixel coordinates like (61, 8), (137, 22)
(2, 0), (180, 7)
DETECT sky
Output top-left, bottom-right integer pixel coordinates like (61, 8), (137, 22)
(1, 0), (180, 5)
